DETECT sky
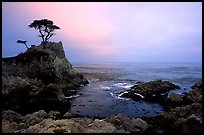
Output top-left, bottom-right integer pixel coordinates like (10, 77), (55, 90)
(2, 2), (202, 63)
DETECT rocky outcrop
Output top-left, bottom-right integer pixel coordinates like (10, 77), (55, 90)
(143, 81), (202, 133)
(184, 80), (202, 104)
(105, 114), (148, 133)
(118, 80), (180, 103)
(2, 41), (89, 114)
(2, 110), (149, 133)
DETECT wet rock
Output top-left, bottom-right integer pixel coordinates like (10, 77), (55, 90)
(184, 81), (202, 104)
(131, 80), (180, 96)
(167, 93), (183, 103)
(164, 93), (184, 108)
(119, 80), (180, 103)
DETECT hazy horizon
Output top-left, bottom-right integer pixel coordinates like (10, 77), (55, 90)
(2, 2), (202, 63)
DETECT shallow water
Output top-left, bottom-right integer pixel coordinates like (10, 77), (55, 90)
(68, 62), (202, 118)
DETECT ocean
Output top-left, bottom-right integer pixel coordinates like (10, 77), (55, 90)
(68, 62), (202, 118)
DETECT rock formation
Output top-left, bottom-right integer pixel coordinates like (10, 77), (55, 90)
(144, 81), (202, 133)
(118, 80), (181, 103)
(2, 110), (148, 133)
(2, 41), (89, 114)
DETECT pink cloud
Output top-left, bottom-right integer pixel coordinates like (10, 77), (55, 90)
(13, 2), (117, 56)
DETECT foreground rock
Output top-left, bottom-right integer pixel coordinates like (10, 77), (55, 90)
(2, 110), (149, 133)
(105, 114), (148, 133)
(119, 80), (180, 103)
(2, 41), (88, 114)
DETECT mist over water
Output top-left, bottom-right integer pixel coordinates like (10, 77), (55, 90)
(68, 62), (202, 118)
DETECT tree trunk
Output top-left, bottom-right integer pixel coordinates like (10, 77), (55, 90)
(24, 43), (29, 49)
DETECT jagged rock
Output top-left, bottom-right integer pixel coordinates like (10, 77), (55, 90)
(184, 81), (202, 104)
(63, 112), (73, 119)
(105, 114), (148, 133)
(167, 93), (183, 103)
(163, 92), (184, 108)
(163, 103), (202, 122)
(23, 119), (86, 133)
(86, 119), (118, 133)
(182, 114), (202, 133)
(70, 117), (94, 128)
(2, 110), (26, 133)
(48, 111), (61, 120)
(25, 110), (48, 127)
(2, 110), (25, 123)
(2, 77), (69, 114)
(131, 80), (180, 96)
(2, 120), (18, 133)
(2, 41), (88, 114)
(119, 80), (180, 103)
(130, 118), (148, 133)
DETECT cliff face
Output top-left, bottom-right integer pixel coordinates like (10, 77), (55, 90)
(2, 41), (89, 114)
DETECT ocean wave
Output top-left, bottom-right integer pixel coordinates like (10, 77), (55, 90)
(65, 94), (80, 99)
(94, 85), (112, 90)
(110, 92), (130, 100)
(112, 82), (134, 89)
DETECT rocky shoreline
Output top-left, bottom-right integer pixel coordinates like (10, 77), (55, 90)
(2, 41), (202, 133)
(2, 79), (202, 133)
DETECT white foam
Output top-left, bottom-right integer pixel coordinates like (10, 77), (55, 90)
(134, 93), (144, 98)
(101, 86), (112, 90)
(95, 85), (112, 90)
(117, 91), (128, 97)
(110, 92), (130, 100)
(65, 94), (80, 99)
(113, 82), (133, 89)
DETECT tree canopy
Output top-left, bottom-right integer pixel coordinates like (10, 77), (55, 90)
(29, 19), (60, 42)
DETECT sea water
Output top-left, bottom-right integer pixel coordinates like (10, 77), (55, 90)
(68, 62), (202, 118)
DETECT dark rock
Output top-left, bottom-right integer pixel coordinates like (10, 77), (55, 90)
(182, 114), (202, 133)
(142, 81), (202, 133)
(119, 80), (180, 103)
(163, 92), (184, 108)
(37, 83), (70, 114)
(2, 42), (89, 114)
(184, 81), (202, 104)
(2, 110), (26, 133)
(2, 110), (25, 123)
(132, 80), (180, 96)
